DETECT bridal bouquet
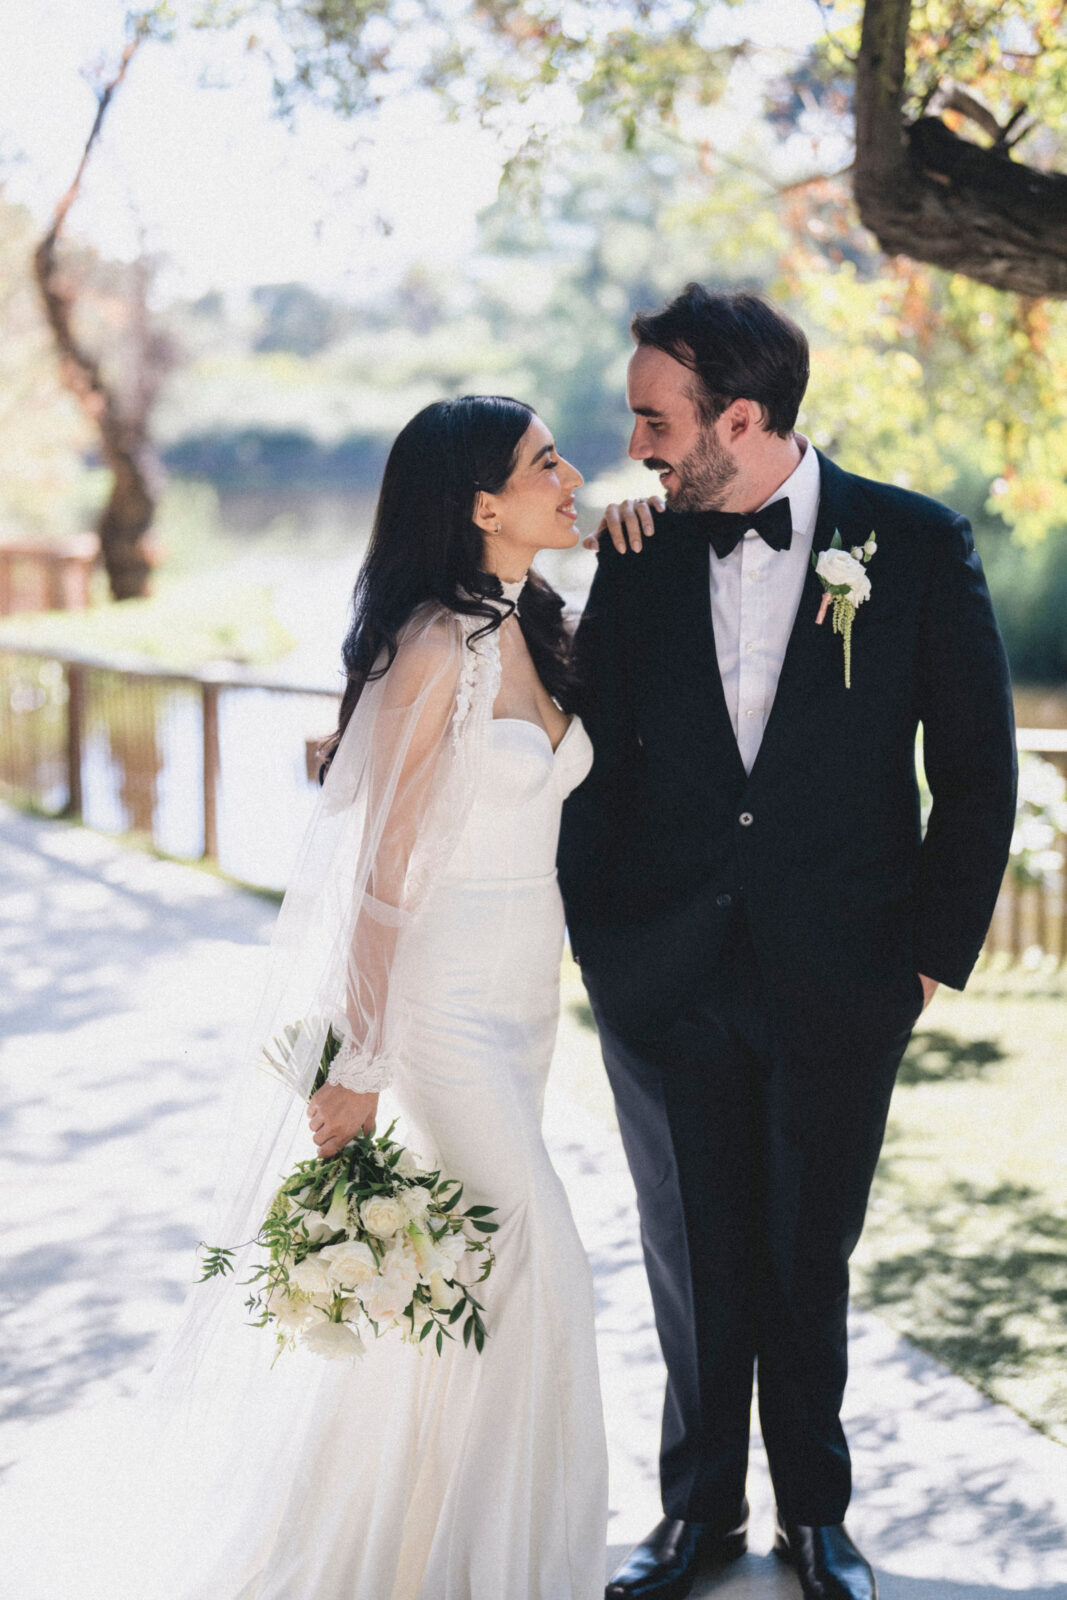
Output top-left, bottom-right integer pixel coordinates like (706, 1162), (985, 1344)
(199, 1023), (497, 1364)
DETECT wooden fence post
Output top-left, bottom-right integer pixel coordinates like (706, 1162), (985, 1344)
(202, 680), (220, 861)
(65, 663), (85, 818)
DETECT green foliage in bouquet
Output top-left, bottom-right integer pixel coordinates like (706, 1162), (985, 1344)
(201, 1022), (499, 1364)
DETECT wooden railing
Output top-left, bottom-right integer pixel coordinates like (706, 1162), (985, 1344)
(0, 642), (1064, 955)
(0, 535), (99, 616)
(0, 644), (338, 889)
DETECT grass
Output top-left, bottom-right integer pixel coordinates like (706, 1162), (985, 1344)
(554, 952), (1067, 1445)
(853, 964), (1067, 1444)
(0, 569), (295, 672)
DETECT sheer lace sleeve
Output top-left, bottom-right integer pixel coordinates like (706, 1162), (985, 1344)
(328, 614), (480, 1092)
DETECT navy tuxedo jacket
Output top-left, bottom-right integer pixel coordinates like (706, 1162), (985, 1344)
(558, 452), (1017, 1049)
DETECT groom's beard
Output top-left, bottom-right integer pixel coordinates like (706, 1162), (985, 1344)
(647, 425), (738, 511)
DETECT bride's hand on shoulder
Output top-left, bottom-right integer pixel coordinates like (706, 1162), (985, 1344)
(307, 1084), (379, 1158)
(583, 495), (665, 554)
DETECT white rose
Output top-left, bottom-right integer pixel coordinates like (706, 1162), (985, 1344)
(850, 545), (864, 560)
(815, 548), (872, 607)
(360, 1194), (408, 1239)
(864, 538), (877, 557)
(288, 1254), (333, 1296)
(301, 1320), (365, 1362)
(318, 1238), (377, 1289)
(394, 1147), (421, 1180)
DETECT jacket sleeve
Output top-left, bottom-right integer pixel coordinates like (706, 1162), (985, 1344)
(558, 545), (638, 954)
(914, 514), (1017, 988)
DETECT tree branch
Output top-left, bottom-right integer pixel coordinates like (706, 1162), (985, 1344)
(854, 0), (1067, 298)
(32, 24), (161, 600)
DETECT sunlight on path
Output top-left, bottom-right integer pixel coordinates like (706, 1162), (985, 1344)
(1, 804), (1064, 1595)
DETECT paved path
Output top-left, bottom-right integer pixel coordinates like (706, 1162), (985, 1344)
(1, 802), (1065, 1595)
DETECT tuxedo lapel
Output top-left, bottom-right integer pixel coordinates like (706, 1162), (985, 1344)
(652, 516), (747, 788)
(747, 454), (868, 784)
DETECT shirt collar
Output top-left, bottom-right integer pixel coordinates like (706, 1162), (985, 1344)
(755, 433), (820, 542)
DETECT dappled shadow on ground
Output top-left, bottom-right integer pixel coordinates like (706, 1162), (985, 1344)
(0, 805), (274, 1442)
(860, 1179), (1067, 1412)
(569, 996), (597, 1033)
(897, 1028), (1005, 1086)
(0, 808), (274, 1039)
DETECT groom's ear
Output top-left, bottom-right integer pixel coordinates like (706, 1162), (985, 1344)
(723, 398), (758, 442)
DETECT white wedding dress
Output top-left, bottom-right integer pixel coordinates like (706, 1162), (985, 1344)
(3, 606), (609, 1600)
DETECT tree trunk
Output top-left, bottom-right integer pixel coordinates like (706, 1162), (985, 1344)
(32, 29), (159, 600)
(854, 0), (1067, 299)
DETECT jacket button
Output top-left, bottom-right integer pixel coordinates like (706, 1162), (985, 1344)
(716, 892), (733, 908)
(739, 812), (754, 827)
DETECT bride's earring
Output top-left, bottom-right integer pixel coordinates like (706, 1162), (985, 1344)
(495, 521), (502, 534)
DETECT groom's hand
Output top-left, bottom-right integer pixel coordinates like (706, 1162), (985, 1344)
(583, 495), (665, 553)
(919, 973), (940, 1011)
(308, 1084), (379, 1158)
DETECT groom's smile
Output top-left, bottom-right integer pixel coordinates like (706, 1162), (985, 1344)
(626, 342), (740, 512)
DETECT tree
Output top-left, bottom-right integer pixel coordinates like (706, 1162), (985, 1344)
(0, 190), (95, 541)
(853, 0), (1067, 297)
(242, 0), (1067, 297)
(33, 16), (174, 599)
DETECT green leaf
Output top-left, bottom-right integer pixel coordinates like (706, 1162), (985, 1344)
(470, 1219), (498, 1233)
(197, 1245), (236, 1281)
(473, 1323), (485, 1354)
(419, 1317), (435, 1341)
(435, 1327), (444, 1356)
(448, 1301), (466, 1323)
(830, 528), (843, 549)
(463, 1204), (496, 1218)
(463, 1316), (474, 1348)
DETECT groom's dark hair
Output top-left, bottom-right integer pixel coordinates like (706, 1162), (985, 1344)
(631, 284), (809, 438)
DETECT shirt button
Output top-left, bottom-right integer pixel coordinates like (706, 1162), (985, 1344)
(747, 571), (760, 583)
(739, 811), (754, 827)
(745, 709), (756, 719)
(716, 892), (733, 908)
(744, 641), (754, 653)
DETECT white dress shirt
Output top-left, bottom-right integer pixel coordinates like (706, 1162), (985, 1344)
(710, 435), (821, 773)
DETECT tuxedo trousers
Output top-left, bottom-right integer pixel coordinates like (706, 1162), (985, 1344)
(592, 910), (917, 1527)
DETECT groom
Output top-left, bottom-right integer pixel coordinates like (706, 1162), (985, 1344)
(558, 284), (1017, 1600)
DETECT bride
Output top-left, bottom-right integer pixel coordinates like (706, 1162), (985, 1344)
(5, 396), (609, 1599)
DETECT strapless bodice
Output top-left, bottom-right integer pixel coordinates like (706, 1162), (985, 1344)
(440, 715), (593, 883)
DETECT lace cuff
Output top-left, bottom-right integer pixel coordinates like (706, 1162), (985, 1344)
(327, 1039), (399, 1094)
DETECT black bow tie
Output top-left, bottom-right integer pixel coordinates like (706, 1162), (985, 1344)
(702, 498), (793, 560)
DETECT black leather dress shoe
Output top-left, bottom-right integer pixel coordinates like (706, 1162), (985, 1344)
(774, 1514), (878, 1600)
(605, 1505), (749, 1599)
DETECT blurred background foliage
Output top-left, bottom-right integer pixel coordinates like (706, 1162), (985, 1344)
(1, 0), (1066, 680)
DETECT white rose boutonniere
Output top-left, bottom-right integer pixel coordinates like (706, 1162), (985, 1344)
(813, 530), (876, 688)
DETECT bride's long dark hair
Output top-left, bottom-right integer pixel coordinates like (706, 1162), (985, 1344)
(321, 395), (579, 772)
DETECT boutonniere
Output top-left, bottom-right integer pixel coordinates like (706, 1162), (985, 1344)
(813, 529), (877, 688)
